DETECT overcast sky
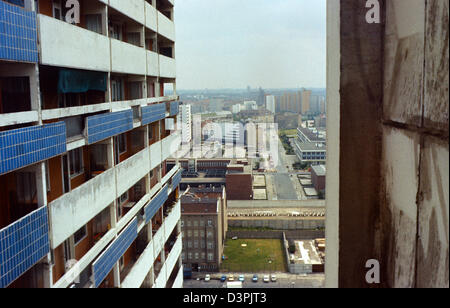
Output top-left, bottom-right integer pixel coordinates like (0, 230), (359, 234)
(174, 0), (326, 90)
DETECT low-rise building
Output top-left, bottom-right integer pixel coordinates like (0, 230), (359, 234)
(181, 187), (227, 272)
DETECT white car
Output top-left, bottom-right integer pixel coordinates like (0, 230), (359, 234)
(263, 275), (270, 283)
(271, 275), (277, 282)
(205, 274), (211, 282)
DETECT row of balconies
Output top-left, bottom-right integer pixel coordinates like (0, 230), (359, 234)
(38, 14), (175, 78)
(52, 165), (182, 288)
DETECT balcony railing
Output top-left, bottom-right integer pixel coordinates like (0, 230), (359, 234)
(0, 1), (38, 63)
(0, 122), (67, 175)
(92, 218), (138, 288)
(0, 206), (50, 288)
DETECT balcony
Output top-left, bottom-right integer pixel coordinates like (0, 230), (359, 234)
(85, 110), (133, 145)
(157, 11), (175, 42)
(147, 50), (159, 77)
(162, 131), (181, 161)
(172, 266), (184, 288)
(145, 1), (158, 32)
(38, 14), (110, 71)
(0, 1), (38, 63)
(109, 0), (145, 26)
(92, 218), (138, 288)
(110, 39), (146, 75)
(159, 54), (176, 79)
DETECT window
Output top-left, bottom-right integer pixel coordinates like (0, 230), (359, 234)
(194, 241), (199, 248)
(119, 256), (125, 271)
(74, 225), (87, 245)
(207, 220), (213, 227)
(187, 220), (192, 227)
(193, 221), (198, 227)
(58, 93), (86, 108)
(180, 220), (184, 227)
(127, 32), (141, 47)
(194, 253), (199, 260)
(148, 125), (154, 140)
(181, 253), (185, 260)
(200, 230), (205, 238)
(119, 192), (128, 205)
(52, 0), (62, 21)
(187, 241), (192, 248)
(187, 230), (192, 237)
(188, 253), (192, 260)
(45, 162), (51, 192)
(193, 230), (198, 237)
(117, 192), (128, 218)
(201, 253), (206, 260)
(207, 242), (214, 250)
(69, 148), (84, 178)
(109, 22), (122, 40)
(117, 134), (127, 154)
(111, 78), (124, 101)
(207, 231), (213, 238)
(86, 14), (102, 34)
(129, 82), (142, 100)
(207, 253), (214, 261)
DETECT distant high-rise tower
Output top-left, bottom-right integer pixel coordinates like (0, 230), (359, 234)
(180, 104), (192, 143)
(265, 95), (276, 113)
(301, 90), (312, 115)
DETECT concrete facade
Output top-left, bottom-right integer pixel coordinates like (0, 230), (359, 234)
(326, 0), (448, 288)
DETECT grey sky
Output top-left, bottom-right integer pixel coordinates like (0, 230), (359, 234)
(174, 0), (326, 90)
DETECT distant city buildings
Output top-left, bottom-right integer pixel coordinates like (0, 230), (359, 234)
(244, 101), (258, 111)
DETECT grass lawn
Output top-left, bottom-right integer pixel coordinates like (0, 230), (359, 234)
(221, 239), (287, 273)
(279, 129), (298, 137)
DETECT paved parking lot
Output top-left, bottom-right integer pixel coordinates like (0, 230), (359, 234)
(183, 273), (325, 289)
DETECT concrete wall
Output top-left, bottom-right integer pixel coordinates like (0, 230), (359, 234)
(228, 219), (325, 231)
(226, 230), (325, 240)
(327, 0), (448, 288)
(380, 0), (449, 288)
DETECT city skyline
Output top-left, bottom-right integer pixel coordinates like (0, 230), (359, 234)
(175, 0), (326, 90)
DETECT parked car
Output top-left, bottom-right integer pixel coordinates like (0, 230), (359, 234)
(220, 275), (227, 282)
(239, 275), (245, 282)
(263, 275), (270, 283)
(205, 274), (211, 282)
(252, 274), (259, 282)
(271, 275), (277, 282)
(228, 275), (235, 281)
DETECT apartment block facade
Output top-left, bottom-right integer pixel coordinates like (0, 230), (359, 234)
(0, 0), (183, 288)
(181, 187), (227, 273)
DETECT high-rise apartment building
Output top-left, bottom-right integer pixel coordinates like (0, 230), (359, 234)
(301, 89), (312, 115)
(0, 0), (183, 288)
(265, 95), (275, 114)
(179, 104), (192, 144)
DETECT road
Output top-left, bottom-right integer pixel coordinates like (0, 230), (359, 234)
(268, 137), (300, 200)
(183, 273), (325, 289)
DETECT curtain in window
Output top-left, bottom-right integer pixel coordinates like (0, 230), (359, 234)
(58, 69), (107, 93)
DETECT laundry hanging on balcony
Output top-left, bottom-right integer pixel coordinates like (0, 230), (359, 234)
(57, 69), (107, 93)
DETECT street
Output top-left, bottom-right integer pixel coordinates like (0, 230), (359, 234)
(183, 273), (325, 289)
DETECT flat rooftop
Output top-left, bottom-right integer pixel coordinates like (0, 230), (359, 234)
(311, 165), (326, 176)
(298, 127), (326, 143)
(291, 240), (323, 265)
